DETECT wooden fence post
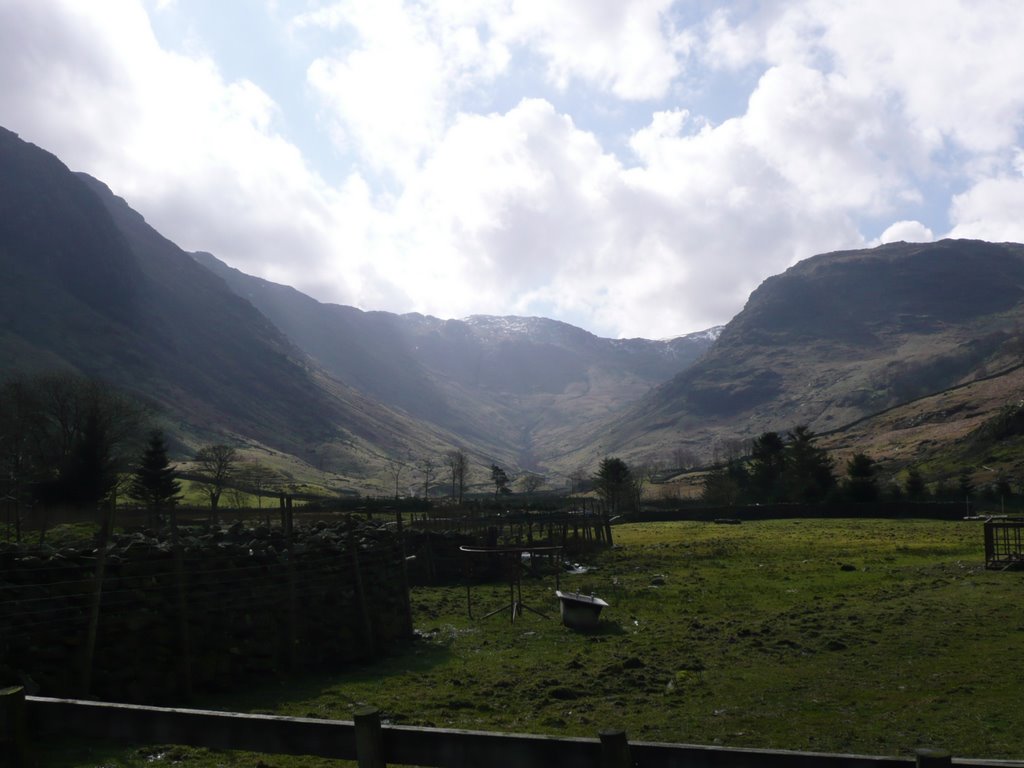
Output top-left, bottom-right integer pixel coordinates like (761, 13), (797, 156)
(285, 504), (298, 671)
(353, 706), (386, 768)
(171, 506), (193, 701)
(599, 729), (632, 768)
(81, 505), (113, 697)
(916, 749), (952, 768)
(0, 686), (28, 767)
(394, 510), (414, 637)
(349, 519), (375, 653)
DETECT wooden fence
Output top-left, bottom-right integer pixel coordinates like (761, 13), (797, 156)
(404, 505), (614, 548)
(4, 688), (1022, 768)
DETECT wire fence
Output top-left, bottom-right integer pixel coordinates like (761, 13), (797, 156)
(0, 513), (412, 703)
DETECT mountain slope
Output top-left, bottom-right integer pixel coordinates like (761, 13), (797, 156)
(595, 239), (1024, 465)
(11, 125), (1022, 487)
(192, 251), (718, 471)
(0, 126), (452, 478)
(816, 362), (1024, 478)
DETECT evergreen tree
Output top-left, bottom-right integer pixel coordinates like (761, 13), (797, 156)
(60, 404), (118, 508)
(904, 467), (927, 501)
(956, 468), (975, 500)
(844, 452), (879, 503)
(749, 431), (786, 502)
(594, 457), (635, 514)
(130, 431), (181, 523)
(784, 426), (836, 503)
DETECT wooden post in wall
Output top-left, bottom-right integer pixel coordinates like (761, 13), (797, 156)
(0, 686), (28, 767)
(81, 504), (113, 697)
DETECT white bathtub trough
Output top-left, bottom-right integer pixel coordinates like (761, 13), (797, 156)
(555, 590), (609, 630)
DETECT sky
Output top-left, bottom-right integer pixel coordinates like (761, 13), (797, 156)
(2, 1), (1024, 339)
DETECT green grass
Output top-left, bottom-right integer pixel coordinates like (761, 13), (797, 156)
(36, 519), (1024, 766)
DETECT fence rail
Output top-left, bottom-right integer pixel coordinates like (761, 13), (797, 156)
(4, 689), (1023, 768)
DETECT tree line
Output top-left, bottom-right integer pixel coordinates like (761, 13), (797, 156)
(0, 373), (291, 537)
(699, 425), (1007, 506)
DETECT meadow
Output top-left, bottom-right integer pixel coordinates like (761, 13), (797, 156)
(38, 518), (1024, 766)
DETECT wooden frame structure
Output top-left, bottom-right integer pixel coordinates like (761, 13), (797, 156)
(983, 518), (1024, 570)
(459, 545), (562, 623)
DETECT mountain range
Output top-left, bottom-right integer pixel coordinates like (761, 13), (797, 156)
(2, 125), (1023, 492)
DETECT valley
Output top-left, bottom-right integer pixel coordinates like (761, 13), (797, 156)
(3, 126), (1024, 493)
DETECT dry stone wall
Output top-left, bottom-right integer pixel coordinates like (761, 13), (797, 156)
(0, 518), (411, 703)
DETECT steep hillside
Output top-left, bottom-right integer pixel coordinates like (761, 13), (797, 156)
(816, 362), (1024, 487)
(0, 127), (453, 483)
(193, 251), (718, 471)
(593, 239), (1024, 467)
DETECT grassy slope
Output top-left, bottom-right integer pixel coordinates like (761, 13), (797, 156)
(38, 519), (1024, 766)
(817, 363), (1024, 484)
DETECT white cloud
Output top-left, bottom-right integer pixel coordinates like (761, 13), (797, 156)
(702, 0), (1024, 158)
(497, 0), (688, 100)
(3, 0), (1024, 341)
(297, 0), (689, 179)
(948, 177), (1024, 243)
(742, 64), (917, 213)
(382, 93), (867, 337)
(301, 0), (495, 179)
(876, 221), (935, 245)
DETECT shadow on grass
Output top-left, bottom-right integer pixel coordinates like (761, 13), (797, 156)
(195, 634), (455, 716)
(565, 619), (627, 636)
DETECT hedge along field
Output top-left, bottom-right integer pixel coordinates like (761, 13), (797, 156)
(37, 519), (1024, 767)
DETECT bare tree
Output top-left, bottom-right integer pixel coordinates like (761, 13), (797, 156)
(568, 466), (588, 494)
(671, 446), (698, 472)
(647, 460), (664, 483)
(193, 444), (237, 521)
(721, 437), (749, 463)
(520, 472), (545, 498)
(238, 462), (283, 525)
(417, 456), (438, 499)
(385, 453), (410, 499)
(227, 484), (249, 511)
(632, 463), (651, 509)
(445, 448), (468, 505)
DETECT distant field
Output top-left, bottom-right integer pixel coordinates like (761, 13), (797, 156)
(39, 519), (1024, 767)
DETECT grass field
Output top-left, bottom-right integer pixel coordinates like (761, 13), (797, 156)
(37, 519), (1024, 766)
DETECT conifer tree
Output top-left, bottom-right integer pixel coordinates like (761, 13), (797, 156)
(844, 452), (879, 503)
(784, 426), (836, 503)
(594, 457), (635, 514)
(130, 430), (181, 523)
(750, 431), (786, 502)
(904, 467), (927, 500)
